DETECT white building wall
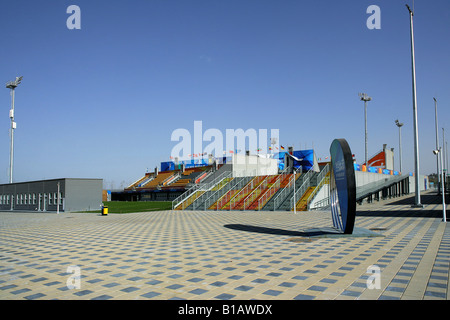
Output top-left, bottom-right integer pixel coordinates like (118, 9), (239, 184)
(231, 154), (278, 177)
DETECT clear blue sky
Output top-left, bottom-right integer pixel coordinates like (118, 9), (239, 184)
(1, 0), (449, 188)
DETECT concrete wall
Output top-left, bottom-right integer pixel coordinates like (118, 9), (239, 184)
(309, 171), (428, 209)
(0, 178), (102, 212)
(65, 179), (103, 212)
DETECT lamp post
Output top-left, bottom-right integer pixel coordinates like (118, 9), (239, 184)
(443, 128), (447, 192)
(434, 98), (441, 194)
(5, 76), (23, 184)
(406, 4), (422, 207)
(359, 93), (372, 167)
(433, 148), (447, 222)
(395, 120), (404, 173)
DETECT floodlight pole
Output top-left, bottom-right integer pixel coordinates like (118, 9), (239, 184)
(434, 98), (441, 194)
(435, 148), (447, 222)
(406, 5), (422, 207)
(359, 93), (371, 167)
(443, 128), (447, 192)
(5, 76), (22, 184)
(9, 88), (15, 184)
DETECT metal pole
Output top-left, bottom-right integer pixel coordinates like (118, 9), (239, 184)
(434, 98), (440, 194)
(444, 141), (448, 186)
(9, 88), (15, 184)
(399, 125), (403, 173)
(439, 149), (446, 222)
(407, 4), (422, 207)
(359, 93), (371, 166)
(57, 182), (60, 214)
(395, 120), (404, 174)
(443, 128), (447, 192)
(365, 100), (368, 166)
(293, 172), (296, 214)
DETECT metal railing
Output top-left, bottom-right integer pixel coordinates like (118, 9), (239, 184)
(289, 168), (314, 210)
(306, 174), (330, 211)
(256, 173), (287, 210)
(243, 175), (275, 210)
(172, 170), (231, 209)
(200, 177), (237, 210)
(229, 175), (266, 210)
(214, 175), (254, 210)
(271, 173), (298, 210)
(193, 176), (233, 210)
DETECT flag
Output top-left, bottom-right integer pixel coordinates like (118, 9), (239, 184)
(256, 148), (262, 152)
(229, 150), (234, 154)
(280, 145), (285, 150)
(269, 147), (272, 151)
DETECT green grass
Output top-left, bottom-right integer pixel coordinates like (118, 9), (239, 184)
(79, 201), (173, 214)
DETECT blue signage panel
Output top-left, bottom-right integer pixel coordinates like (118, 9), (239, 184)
(329, 139), (356, 234)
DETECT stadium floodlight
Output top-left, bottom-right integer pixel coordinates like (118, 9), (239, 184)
(5, 76), (23, 184)
(395, 120), (404, 173)
(6, 76), (23, 89)
(359, 93), (372, 167)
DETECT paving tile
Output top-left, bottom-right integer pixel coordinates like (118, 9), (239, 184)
(0, 194), (447, 301)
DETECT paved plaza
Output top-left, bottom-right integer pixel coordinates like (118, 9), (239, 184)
(0, 190), (449, 300)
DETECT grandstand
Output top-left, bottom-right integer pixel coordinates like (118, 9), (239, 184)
(112, 145), (421, 211)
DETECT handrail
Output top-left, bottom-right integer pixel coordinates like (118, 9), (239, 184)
(289, 167), (314, 209)
(311, 196), (330, 210)
(229, 176), (266, 210)
(162, 172), (180, 186)
(172, 170), (231, 209)
(256, 173), (286, 210)
(192, 176), (232, 209)
(200, 177), (235, 210)
(356, 174), (407, 201)
(306, 174), (330, 211)
(214, 176), (253, 210)
(271, 173), (298, 210)
(126, 175), (148, 189)
(242, 175), (274, 210)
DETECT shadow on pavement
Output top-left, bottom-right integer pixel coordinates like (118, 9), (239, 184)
(356, 192), (448, 219)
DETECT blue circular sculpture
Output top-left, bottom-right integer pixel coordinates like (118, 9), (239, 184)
(329, 139), (356, 234)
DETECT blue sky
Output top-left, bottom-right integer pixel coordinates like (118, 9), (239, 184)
(1, 0), (449, 188)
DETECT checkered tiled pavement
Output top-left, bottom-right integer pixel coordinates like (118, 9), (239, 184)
(1, 191), (449, 300)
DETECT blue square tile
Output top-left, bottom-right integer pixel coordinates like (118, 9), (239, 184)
(121, 287), (140, 293)
(211, 281), (227, 287)
(166, 284), (184, 290)
(252, 278), (269, 284)
(25, 293), (46, 300)
(215, 293), (235, 300)
(190, 288), (208, 295)
(141, 291), (161, 299)
(235, 285), (254, 292)
(279, 282), (296, 288)
(308, 285), (327, 292)
(263, 289), (282, 296)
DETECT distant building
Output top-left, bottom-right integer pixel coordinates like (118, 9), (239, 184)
(0, 178), (103, 212)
